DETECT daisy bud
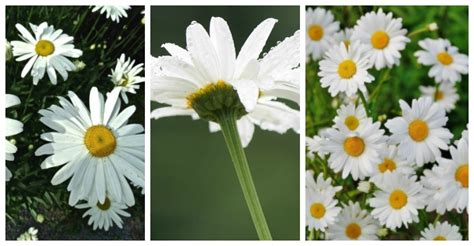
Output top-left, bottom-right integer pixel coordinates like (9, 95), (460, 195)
(427, 22), (438, 31)
(89, 44), (96, 50)
(331, 98), (338, 109)
(35, 214), (44, 223)
(357, 181), (371, 193)
(28, 144), (34, 150)
(6, 40), (12, 61)
(10, 139), (16, 145)
(378, 114), (387, 122)
(377, 227), (388, 237)
(74, 60), (86, 72)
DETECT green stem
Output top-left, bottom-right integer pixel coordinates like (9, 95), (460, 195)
(407, 27), (429, 38)
(357, 90), (370, 116)
(217, 111), (272, 240)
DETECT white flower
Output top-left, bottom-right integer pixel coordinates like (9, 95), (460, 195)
(322, 121), (386, 181)
(369, 173), (425, 230)
(352, 8), (410, 70)
(385, 97), (453, 166)
(420, 221), (462, 240)
(306, 7), (340, 60)
(11, 22), (83, 85)
(6, 94), (24, 182)
(333, 28), (353, 48)
(17, 227), (38, 241)
(306, 128), (330, 159)
(420, 164), (448, 214)
(35, 87), (144, 207)
(369, 145), (415, 187)
(357, 181), (372, 193)
(76, 197), (131, 231)
(91, 5), (131, 23)
(151, 17), (299, 147)
(420, 83), (459, 112)
(319, 41), (374, 97)
(333, 102), (369, 132)
(6, 40), (13, 61)
(326, 201), (380, 240)
(306, 170), (342, 197)
(414, 38), (468, 84)
(110, 54), (145, 104)
(306, 188), (341, 231)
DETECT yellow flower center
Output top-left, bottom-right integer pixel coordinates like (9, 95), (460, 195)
(389, 189), (408, 209)
(310, 203), (326, 219)
(308, 25), (324, 41)
(344, 136), (365, 157)
(455, 164), (468, 188)
(378, 158), (397, 173)
(408, 119), (429, 142)
(119, 74), (130, 87)
(371, 31), (390, 49)
(437, 52), (453, 65)
(434, 91), (444, 101)
(97, 197), (111, 211)
(344, 115), (359, 131)
(35, 39), (55, 57)
(84, 125), (117, 158)
(338, 60), (357, 79)
(345, 223), (362, 240)
(433, 235), (446, 240)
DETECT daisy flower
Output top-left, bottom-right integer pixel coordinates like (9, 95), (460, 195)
(321, 120), (386, 180)
(6, 94), (24, 182)
(151, 17), (299, 147)
(76, 197), (131, 231)
(35, 87), (144, 207)
(319, 41), (374, 97)
(414, 38), (468, 84)
(306, 7), (340, 60)
(420, 83), (459, 112)
(333, 102), (369, 132)
(420, 221), (463, 240)
(326, 201), (380, 240)
(11, 22), (83, 85)
(306, 188), (341, 232)
(385, 97), (453, 166)
(91, 5), (131, 23)
(352, 8), (410, 70)
(420, 165), (448, 214)
(306, 170), (342, 197)
(110, 54), (145, 104)
(333, 28), (353, 49)
(370, 145), (415, 187)
(369, 173), (425, 230)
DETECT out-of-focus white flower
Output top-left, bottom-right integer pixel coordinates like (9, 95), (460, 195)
(357, 181), (371, 193)
(91, 5), (131, 23)
(17, 227), (38, 241)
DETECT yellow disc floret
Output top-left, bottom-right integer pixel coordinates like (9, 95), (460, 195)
(408, 119), (429, 142)
(338, 60), (357, 79)
(97, 197), (111, 211)
(35, 40), (55, 57)
(344, 115), (360, 131)
(378, 158), (397, 173)
(434, 236), (446, 240)
(345, 223), (362, 240)
(437, 52), (453, 65)
(455, 164), (468, 188)
(389, 189), (408, 209)
(308, 25), (324, 41)
(84, 125), (117, 157)
(310, 203), (326, 219)
(344, 136), (365, 157)
(371, 31), (390, 49)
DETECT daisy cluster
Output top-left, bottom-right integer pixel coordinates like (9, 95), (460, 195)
(306, 7), (468, 240)
(6, 6), (144, 233)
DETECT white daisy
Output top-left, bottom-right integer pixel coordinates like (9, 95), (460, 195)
(76, 197), (131, 231)
(306, 188), (341, 232)
(110, 53), (145, 104)
(11, 22), (83, 85)
(91, 5), (131, 23)
(306, 7), (340, 60)
(370, 145), (415, 187)
(151, 17), (299, 147)
(420, 221), (463, 240)
(16, 227), (38, 241)
(385, 97), (453, 166)
(6, 94), (24, 182)
(319, 41), (374, 97)
(306, 170), (342, 197)
(333, 28), (353, 49)
(333, 102), (369, 132)
(352, 8), (410, 70)
(420, 83), (459, 112)
(306, 128), (330, 159)
(35, 87), (144, 207)
(321, 121), (386, 181)
(369, 173), (425, 230)
(420, 165), (448, 214)
(326, 201), (380, 240)
(414, 38), (468, 84)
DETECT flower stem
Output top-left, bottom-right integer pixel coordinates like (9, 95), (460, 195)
(357, 90), (370, 116)
(217, 111), (272, 240)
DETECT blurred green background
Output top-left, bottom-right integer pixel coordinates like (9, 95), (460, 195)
(151, 6), (300, 240)
(6, 6), (145, 240)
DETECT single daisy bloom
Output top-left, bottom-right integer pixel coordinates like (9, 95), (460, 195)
(369, 173), (425, 230)
(11, 22), (83, 85)
(110, 53), (145, 104)
(76, 197), (131, 231)
(420, 221), (463, 240)
(306, 7), (340, 60)
(306, 188), (341, 232)
(306, 170), (342, 197)
(438, 135), (468, 213)
(151, 17), (299, 147)
(420, 83), (459, 112)
(326, 201), (380, 240)
(333, 28), (353, 49)
(420, 165), (448, 214)
(91, 5), (131, 23)
(6, 94), (24, 181)
(306, 127), (330, 159)
(333, 102), (369, 132)
(414, 38), (468, 84)
(385, 97), (453, 166)
(322, 121), (386, 180)
(370, 145), (415, 187)
(352, 8), (410, 70)
(319, 41), (374, 97)
(35, 87), (144, 207)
